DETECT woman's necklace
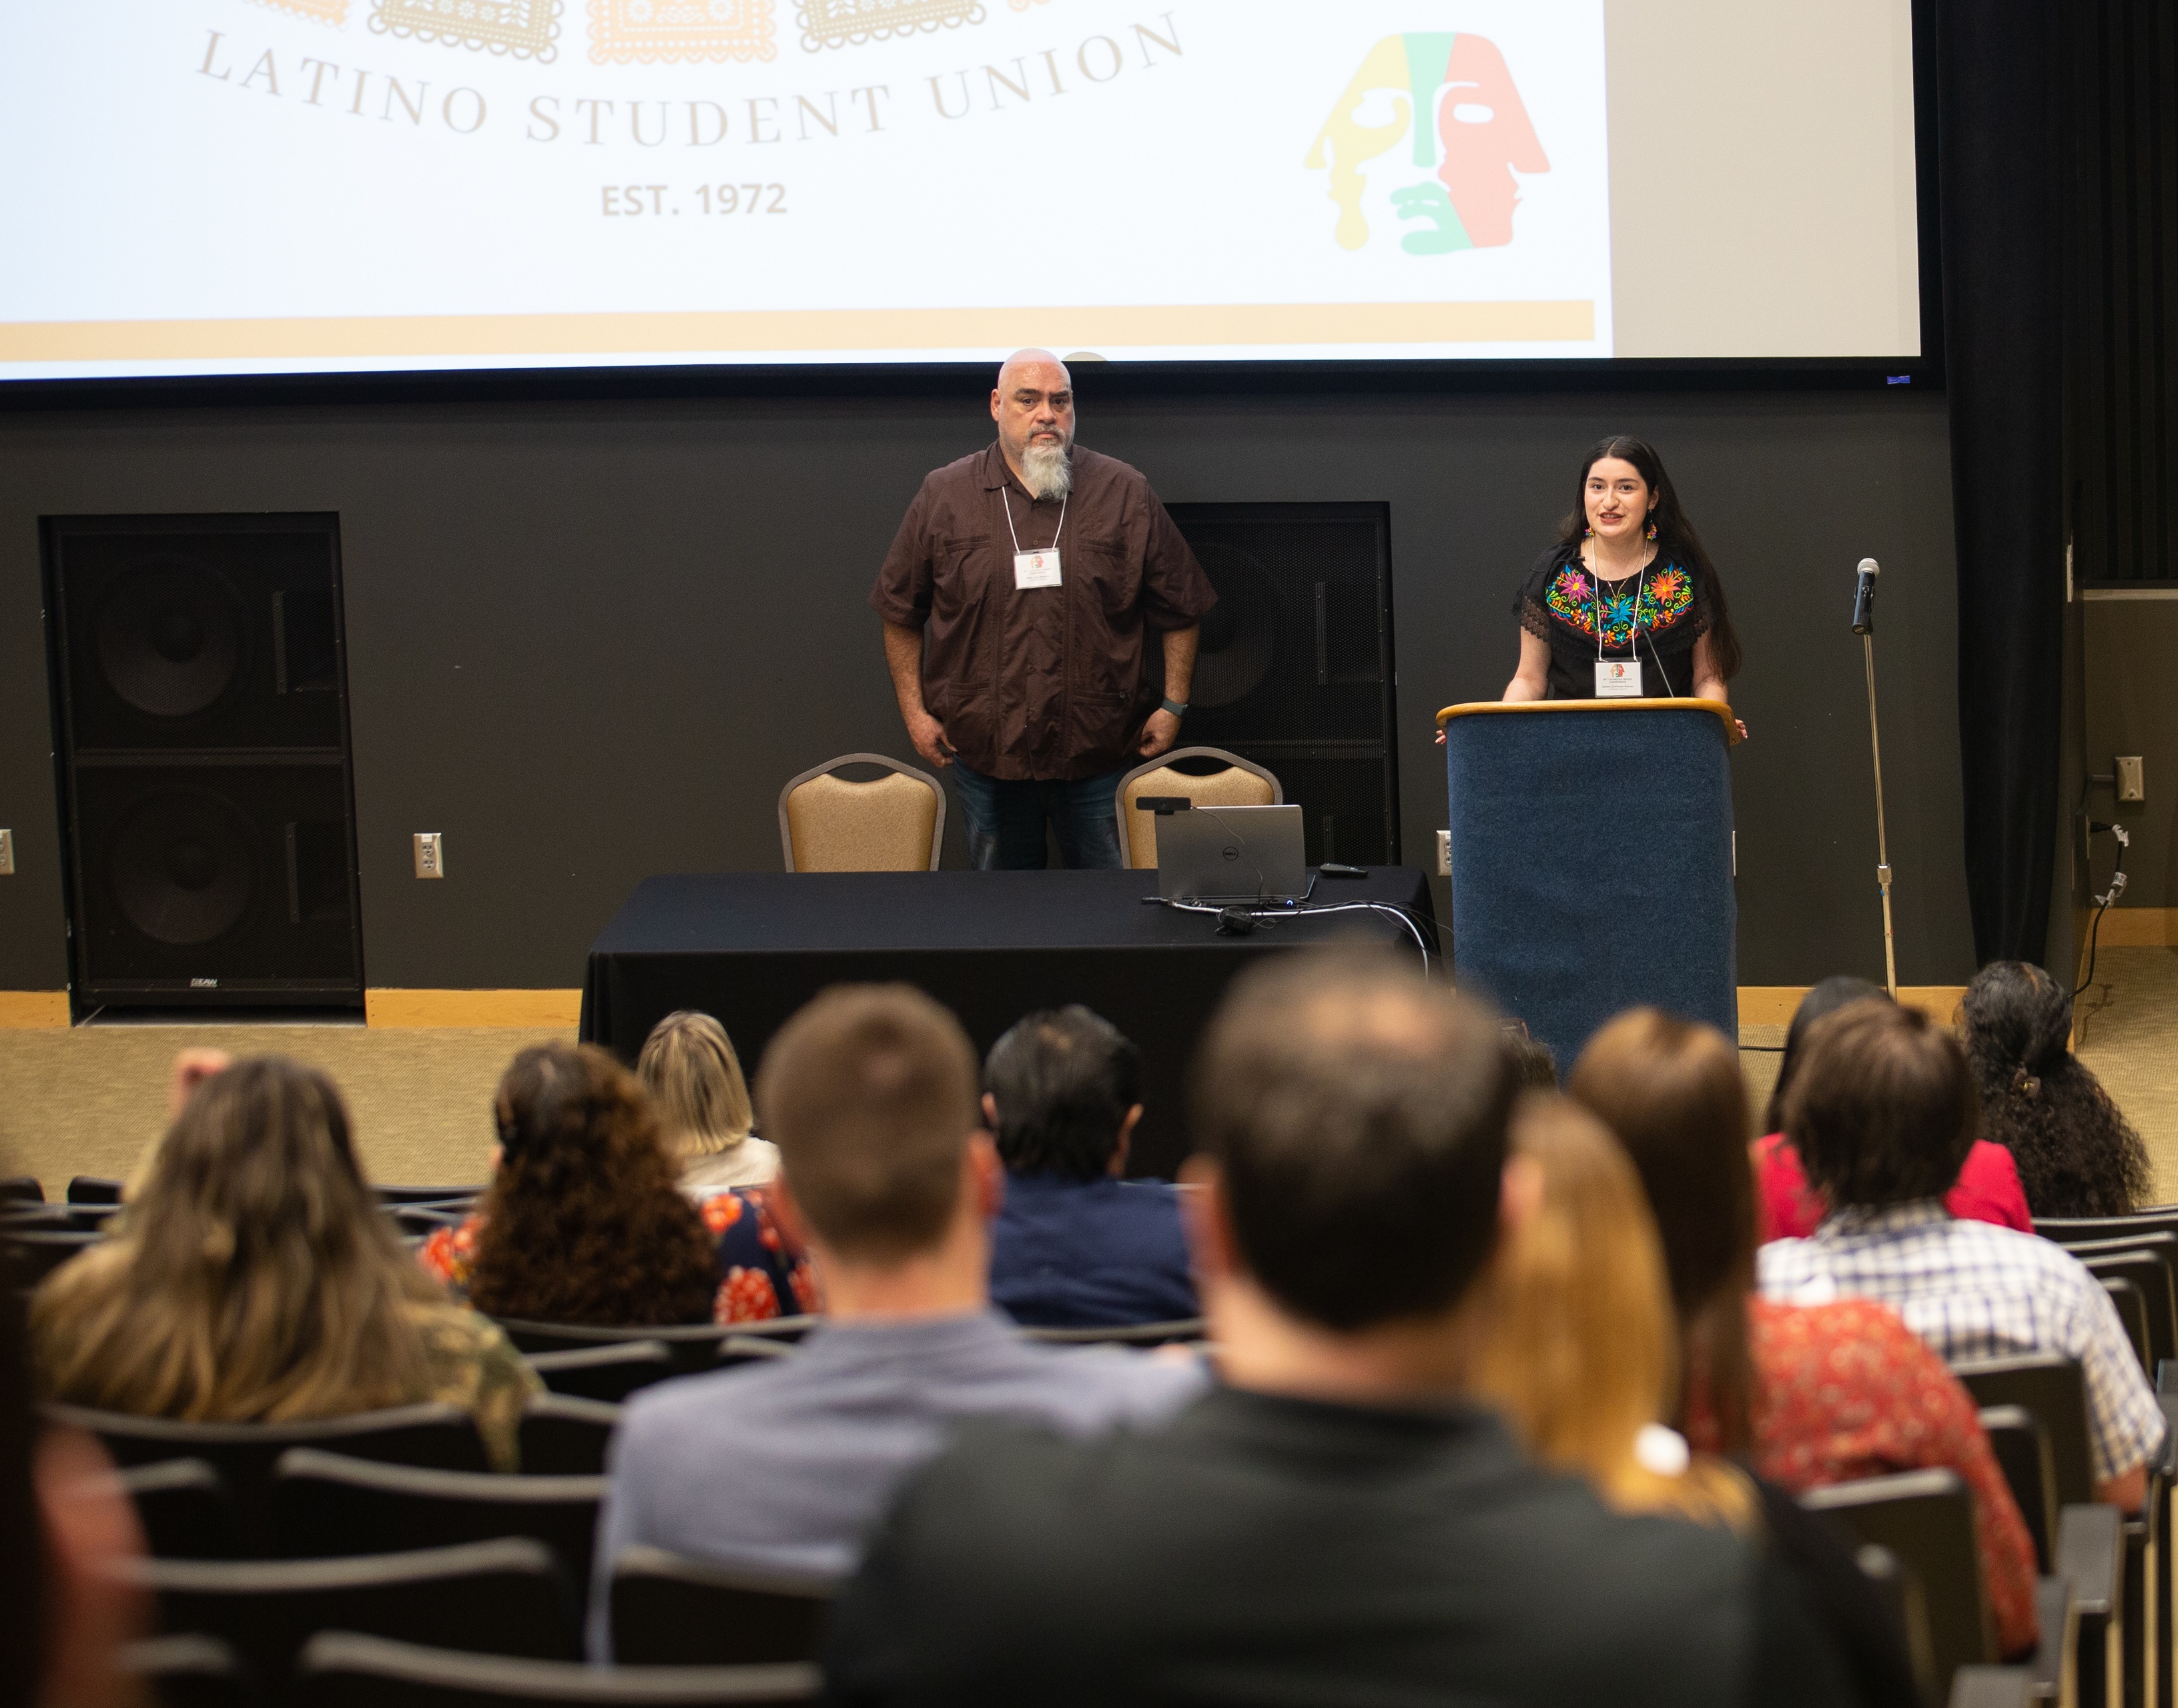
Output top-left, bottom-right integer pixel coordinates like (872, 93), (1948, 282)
(1584, 536), (1656, 650)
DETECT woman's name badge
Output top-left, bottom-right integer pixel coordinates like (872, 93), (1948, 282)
(1014, 548), (1062, 589)
(1595, 659), (1643, 698)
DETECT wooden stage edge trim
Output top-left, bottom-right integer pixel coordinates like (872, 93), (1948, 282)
(364, 989), (583, 1028)
(0, 992), (69, 1027)
(1737, 987), (1966, 1028)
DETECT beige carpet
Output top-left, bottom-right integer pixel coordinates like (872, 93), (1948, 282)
(0, 1024), (572, 1194)
(5, 951), (2176, 1200)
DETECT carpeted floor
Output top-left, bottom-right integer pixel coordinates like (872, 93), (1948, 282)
(0, 1023), (571, 1194)
(5, 948), (2177, 1200)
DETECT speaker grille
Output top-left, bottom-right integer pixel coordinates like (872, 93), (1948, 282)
(46, 515), (362, 1009)
(1164, 504), (1399, 866)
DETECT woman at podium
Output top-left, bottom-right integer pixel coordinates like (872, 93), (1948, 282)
(1501, 436), (1744, 729)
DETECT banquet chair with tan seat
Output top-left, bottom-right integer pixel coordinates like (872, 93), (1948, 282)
(777, 755), (946, 872)
(1114, 748), (1282, 870)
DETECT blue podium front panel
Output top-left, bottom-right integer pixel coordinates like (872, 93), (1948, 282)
(1445, 705), (1736, 1073)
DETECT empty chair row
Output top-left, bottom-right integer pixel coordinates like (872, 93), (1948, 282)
(127, 1632), (817, 1708)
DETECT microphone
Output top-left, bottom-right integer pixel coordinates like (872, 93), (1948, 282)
(1851, 557), (1880, 634)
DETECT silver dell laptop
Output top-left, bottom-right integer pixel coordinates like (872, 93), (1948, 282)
(1156, 803), (1311, 905)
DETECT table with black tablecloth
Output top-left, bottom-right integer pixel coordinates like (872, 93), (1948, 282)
(580, 869), (1434, 1180)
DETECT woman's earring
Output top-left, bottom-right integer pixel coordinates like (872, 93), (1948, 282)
(1583, 526), (1593, 539)
(1646, 520), (1658, 542)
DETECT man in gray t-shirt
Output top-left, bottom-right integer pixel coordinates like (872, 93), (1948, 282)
(589, 985), (1204, 1659)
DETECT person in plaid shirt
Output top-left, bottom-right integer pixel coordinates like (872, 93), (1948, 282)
(1758, 997), (2167, 1509)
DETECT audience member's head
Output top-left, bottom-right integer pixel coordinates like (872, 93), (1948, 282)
(1189, 949), (1516, 1336)
(756, 984), (986, 1269)
(1502, 1023), (1559, 1091)
(34, 1056), (444, 1421)
(1762, 975), (1887, 1133)
(983, 1006), (1142, 1182)
(1567, 1009), (1758, 1450)
(468, 1043), (716, 1326)
(1784, 1000), (1978, 1214)
(1475, 1096), (1752, 1527)
(637, 1010), (756, 1164)
(1961, 959), (2150, 1218)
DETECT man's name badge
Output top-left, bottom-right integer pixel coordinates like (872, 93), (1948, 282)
(1595, 659), (1643, 699)
(1013, 548), (1062, 590)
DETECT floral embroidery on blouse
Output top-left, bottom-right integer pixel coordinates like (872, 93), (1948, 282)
(1543, 562), (1695, 649)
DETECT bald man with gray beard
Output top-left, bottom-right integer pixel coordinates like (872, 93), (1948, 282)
(870, 350), (1215, 870)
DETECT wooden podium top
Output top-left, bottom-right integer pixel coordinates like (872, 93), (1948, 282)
(1436, 698), (1743, 745)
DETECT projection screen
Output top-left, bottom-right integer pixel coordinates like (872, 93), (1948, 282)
(0, 0), (1924, 379)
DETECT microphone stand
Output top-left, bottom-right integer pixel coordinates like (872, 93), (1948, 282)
(1853, 560), (1899, 999)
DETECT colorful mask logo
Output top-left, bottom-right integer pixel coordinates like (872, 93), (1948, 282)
(1305, 33), (1549, 254)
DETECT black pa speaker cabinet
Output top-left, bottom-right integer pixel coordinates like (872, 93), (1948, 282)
(43, 515), (363, 1012)
(1160, 504), (1399, 866)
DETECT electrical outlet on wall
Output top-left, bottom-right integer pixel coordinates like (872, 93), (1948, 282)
(1435, 829), (1451, 877)
(2116, 757), (2145, 803)
(414, 833), (444, 878)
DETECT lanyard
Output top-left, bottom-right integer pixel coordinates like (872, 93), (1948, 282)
(1000, 482), (1066, 556)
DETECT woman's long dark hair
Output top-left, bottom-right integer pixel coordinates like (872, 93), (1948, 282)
(469, 1043), (717, 1327)
(1961, 961), (2151, 1218)
(1557, 435), (1743, 681)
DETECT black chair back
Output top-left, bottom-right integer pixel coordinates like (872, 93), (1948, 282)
(114, 1537), (579, 1698)
(67, 1175), (123, 1205)
(272, 1448), (606, 1589)
(1852, 1543), (1940, 1708)
(609, 1545), (834, 1666)
(0, 1175), (42, 1204)
(105, 1458), (247, 1561)
(1020, 1318), (1206, 1346)
(707, 1316), (817, 1346)
(119, 1634), (260, 1708)
(298, 1632), (819, 1707)
(493, 1320), (732, 1374)
(1946, 1667), (2035, 1707)
(715, 1338), (794, 1371)
(1952, 1356), (2096, 1509)
(524, 1343), (675, 1405)
(2038, 1209), (2178, 1250)
(517, 1395), (620, 1477)
(5, 1227), (102, 1284)
(1802, 1469), (1996, 1694)
(48, 1402), (491, 1551)
(2096, 1276), (2153, 1375)
(1975, 1405), (2056, 1574)
(391, 1206), (471, 1238)
(2067, 1238), (2178, 1372)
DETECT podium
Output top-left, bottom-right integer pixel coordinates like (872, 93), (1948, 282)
(1437, 699), (1740, 1073)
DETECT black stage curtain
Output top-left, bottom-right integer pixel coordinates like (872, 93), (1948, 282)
(1938, 0), (2065, 965)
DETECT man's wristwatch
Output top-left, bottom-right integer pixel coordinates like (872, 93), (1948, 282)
(1160, 697), (1189, 719)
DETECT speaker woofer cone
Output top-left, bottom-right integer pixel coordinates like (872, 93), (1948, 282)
(95, 560), (246, 719)
(1190, 546), (1279, 709)
(106, 788), (259, 947)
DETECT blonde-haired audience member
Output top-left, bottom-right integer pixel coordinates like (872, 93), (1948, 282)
(33, 1056), (538, 1471)
(1475, 1096), (1754, 1529)
(637, 1010), (779, 1195)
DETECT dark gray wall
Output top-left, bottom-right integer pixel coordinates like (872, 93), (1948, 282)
(0, 385), (1974, 993)
(2084, 598), (2178, 909)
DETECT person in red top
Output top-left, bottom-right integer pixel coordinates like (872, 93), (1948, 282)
(1570, 1008), (2039, 1658)
(1754, 979), (2031, 1242)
